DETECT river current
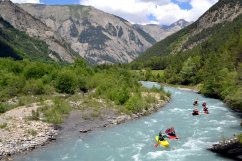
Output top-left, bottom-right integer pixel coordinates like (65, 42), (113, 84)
(15, 82), (241, 161)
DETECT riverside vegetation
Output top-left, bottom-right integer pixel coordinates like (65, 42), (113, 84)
(0, 58), (170, 158)
(131, 0), (242, 111)
(0, 58), (169, 125)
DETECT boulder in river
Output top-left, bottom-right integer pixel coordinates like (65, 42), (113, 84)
(208, 137), (242, 160)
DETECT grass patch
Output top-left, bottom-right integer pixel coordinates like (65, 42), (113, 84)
(39, 98), (71, 125)
(91, 109), (101, 118)
(151, 70), (164, 77)
(28, 110), (40, 121)
(27, 129), (37, 136)
(238, 134), (242, 144)
(145, 95), (156, 104)
(0, 123), (7, 129)
(82, 112), (90, 120)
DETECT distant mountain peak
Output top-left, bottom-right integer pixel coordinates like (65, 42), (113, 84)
(169, 19), (190, 28)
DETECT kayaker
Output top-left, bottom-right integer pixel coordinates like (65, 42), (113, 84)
(203, 106), (209, 113)
(165, 127), (176, 137)
(193, 98), (198, 106)
(202, 102), (206, 107)
(202, 102), (209, 113)
(158, 131), (168, 141)
(192, 108), (199, 115)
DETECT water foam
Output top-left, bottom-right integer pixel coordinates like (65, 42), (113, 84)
(61, 154), (70, 160)
(169, 108), (186, 112)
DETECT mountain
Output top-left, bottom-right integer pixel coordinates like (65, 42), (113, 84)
(0, 16), (58, 62)
(0, 0), (79, 63)
(169, 19), (190, 28)
(137, 0), (242, 61)
(18, 4), (157, 64)
(135, 0), (242, 108)
(0, 1), (189, 64)
(134, 19), (191, 42)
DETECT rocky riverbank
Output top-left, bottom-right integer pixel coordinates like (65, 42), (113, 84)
(0, 102), (58, 160)
(61, 93), (170, 139)
(208, 137), (242, 160)
(1, 92), (170, 160)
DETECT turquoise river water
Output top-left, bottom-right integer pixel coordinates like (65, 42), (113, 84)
(15, 82), (241, 161)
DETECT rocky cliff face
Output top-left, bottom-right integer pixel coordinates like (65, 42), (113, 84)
(135, 19), (191, 42)
(0, 0), (78, 63)
(0, 1), (188, 64)
(183, 0), (242, 50)
(18, 4), (158, 64)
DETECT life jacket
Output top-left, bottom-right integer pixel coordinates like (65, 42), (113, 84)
(165, 128), (171, 134)
(159, 134), (164, 141)
(193, 109), (199, 113)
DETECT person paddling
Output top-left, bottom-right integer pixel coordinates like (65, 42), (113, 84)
(155, 131), (169, 148)
(192, 108), (199, 115)
(158, 131), (168, 141)
(165, 127), (176, 137)
(193, 98), (198, 106)
(202, 102), (209, 114)
(165, 127), (179, 139)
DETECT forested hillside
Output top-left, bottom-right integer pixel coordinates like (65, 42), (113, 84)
(133, 0), (242, 109)
(0, 17), (60, 62)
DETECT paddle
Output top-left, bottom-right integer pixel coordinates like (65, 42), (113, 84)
(154, 143), (159, 148)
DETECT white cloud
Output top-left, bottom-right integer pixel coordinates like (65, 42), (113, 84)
(80, 0), (218, 25)
(186, 0), (218, 21)
(139, 0), (170, 5)
(11, 0), (40, 3)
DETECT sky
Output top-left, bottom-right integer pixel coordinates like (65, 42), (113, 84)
(11, 0), (218, 25)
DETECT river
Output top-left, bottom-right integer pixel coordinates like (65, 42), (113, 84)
(15, 82), (241, 161)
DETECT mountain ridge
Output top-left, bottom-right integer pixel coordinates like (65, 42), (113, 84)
(134, 0), (242, 109)
(0, 0), (80, 63)
(18, 3), (153, 64)
(134, 19), (191, 42)
(0, 0), (189, 64)
(136, 0), (242, 61)
(18, 3), (189, 64)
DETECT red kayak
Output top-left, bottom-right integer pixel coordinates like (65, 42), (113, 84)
(168, 135), (179, 139)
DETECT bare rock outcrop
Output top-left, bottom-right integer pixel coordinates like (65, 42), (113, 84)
(0, 0), (78, 63)
(209, 137), (242, 160)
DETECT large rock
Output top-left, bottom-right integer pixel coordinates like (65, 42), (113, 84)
(209, 137), (242, 160)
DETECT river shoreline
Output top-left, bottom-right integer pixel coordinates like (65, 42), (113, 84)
(61, 97), (170, 140)
(0, 102), (58, 160)
(208, 137), (242, 160)
(1, 93), (170, 160)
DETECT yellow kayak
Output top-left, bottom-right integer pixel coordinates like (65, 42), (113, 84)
(155, 136), (169, 147)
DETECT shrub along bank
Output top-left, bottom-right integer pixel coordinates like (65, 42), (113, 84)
(0, 58), (169, 124)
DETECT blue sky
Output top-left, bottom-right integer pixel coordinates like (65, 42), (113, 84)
(40, 0), (79, 5)
(171, 0), (192, 10)
(12, 0), (218, 25)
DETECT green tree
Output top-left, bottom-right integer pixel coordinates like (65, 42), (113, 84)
(55, 70), (77, 94)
